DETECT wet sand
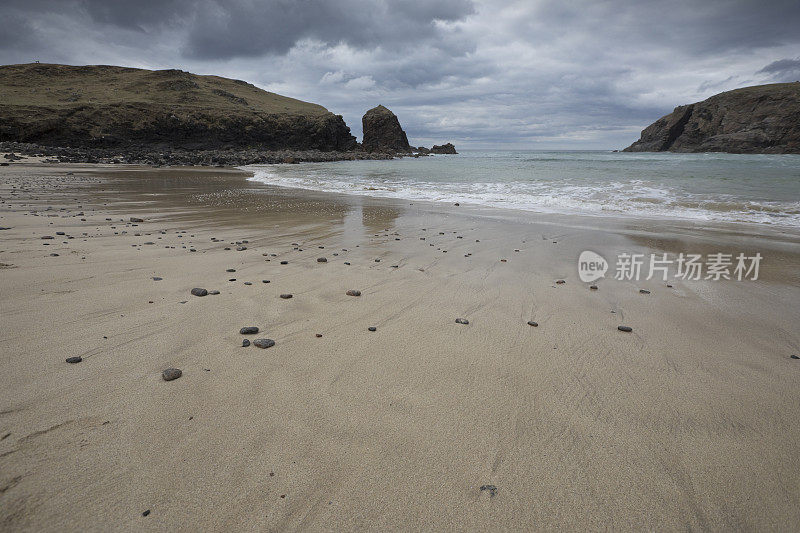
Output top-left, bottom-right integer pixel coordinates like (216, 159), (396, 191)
(1, 163), (800, 531)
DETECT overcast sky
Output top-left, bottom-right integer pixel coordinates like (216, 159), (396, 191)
(3, 0), (800, 149)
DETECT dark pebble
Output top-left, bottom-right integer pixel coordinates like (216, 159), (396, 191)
(368, 326), (377, 332)
(236, 246), (247, 251)
(280, 261), (288, 265)
(240, 327), (259, 334)
(455, 318), (469, 325)
(226, 268), (236, 272)
(590, 285), (598, 290)
(479, 485), (497, 497)
(555, 279), (566, 284)
(244, 282), (252, 285)
(527, 321), (538, 327)
(791, 354), (799, 360)
(242, 339), (251, 347)
(618, 326), (633, 332)
(346, 289), (361, 296)
(142, 510), (151, 517)
(130, 217), (144, 223)
(253, 338), (275, 349)
(152, 277), (163, 281)
(65, 356), (82, 364)
(280, 294), (293, 299)
(316, 333), (323, 338)
(317, 257), (327, 262)
(262, 280), (270, 283)
(190, 288), (208, 297)
(639, 289), (650, 294)
(162, 368), (182, 381)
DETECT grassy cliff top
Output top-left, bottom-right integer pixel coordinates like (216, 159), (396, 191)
(0, 63), (331, 116)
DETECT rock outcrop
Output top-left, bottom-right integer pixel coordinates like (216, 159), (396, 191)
(0, 63), (357, 151)
(430, 143), (458, 154)
(624, 82), (800, 153)
(361, 105), (411, 153)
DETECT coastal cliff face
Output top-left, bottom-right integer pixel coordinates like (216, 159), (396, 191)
(624, 83), (800, 153)
(0, 63), (357, 151)
(361, 105), (411, 152)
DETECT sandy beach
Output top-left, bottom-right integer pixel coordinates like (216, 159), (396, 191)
(2, 162), (800, 531)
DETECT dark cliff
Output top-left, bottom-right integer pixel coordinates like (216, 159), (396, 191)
(624, 82), (800, 154)
(0, 63), (357, 151)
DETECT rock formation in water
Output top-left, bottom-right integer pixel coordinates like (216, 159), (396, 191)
(430, 143), (458, 154)
(0, 63), (357, 151)
(361, 105), (411, 153)
(624, 82), (800, 153)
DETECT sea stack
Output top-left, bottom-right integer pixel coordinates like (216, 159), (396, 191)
(361, 105), (411, 153)
(624, 82), (800, 154)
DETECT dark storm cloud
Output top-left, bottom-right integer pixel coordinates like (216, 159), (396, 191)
(182, 0), (475, 59)
(1, 0), (799, 148)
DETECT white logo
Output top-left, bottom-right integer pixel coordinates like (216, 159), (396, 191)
(578, 250), (608, 282)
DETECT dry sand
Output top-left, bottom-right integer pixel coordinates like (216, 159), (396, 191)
(1, 163), (800, 531)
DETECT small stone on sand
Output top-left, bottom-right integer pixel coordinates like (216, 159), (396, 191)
(527, 321), (538, 327)
(455, 318), (469, 325)
(240, 327), (259, 334)
(346, 289), (361, 296)
(618, 326), (633, 332)
(66, 356), (82, 364)
(242, 339), (250, 347)
(190, 288), (208, 297)
(162, 368), (182, 381)
(368, 326), (377, 332)
(317, 257), (327, 262)
(280, 293), (293, 299)
(253, 338), (275, 349)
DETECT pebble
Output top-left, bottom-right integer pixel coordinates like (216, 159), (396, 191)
(208, 290), (220, 295)
(236, 246), (247, 251)
(162, 368), (182, 381)
(590, 285), (598, 290)
(152, 277), (163, 281)
(130, 217), (144, 223)
(244, 282), (252, 285)
(280, 294), (293, 299)
(65, 356), (82, 364)
(240, 327), (259, 334)
(190, 288), (208, 297)
(555, 279), (566, 284)
(142, 510), (151, 517)
(242, 339), (251, 347)
(41, 235), (54, 239)
(368, 326), (377, 332)
(317, 257), (327, 262)
(226, 268), (236, 272)
(479, 485), (498, 497)
(791, 354), (799, 360)
(527, 321), (538, 327)
(618, 326), (633, 332)
(455, 318), (469, 325)
(280, 261), (288, 265)
(262, 280), (270, 283)
(639, 289), (650, 294)
(346, 289), (361, 296)
(344, 262), (351, 265)
(316, 333), (323, 338)
(253, 338), (276, 349)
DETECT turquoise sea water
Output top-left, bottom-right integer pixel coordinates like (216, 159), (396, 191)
(245, 151), (800, 227)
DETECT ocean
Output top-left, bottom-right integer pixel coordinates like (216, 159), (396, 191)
(245, 150), (800, 227)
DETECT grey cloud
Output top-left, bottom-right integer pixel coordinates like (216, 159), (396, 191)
(757, 58), (800, 82)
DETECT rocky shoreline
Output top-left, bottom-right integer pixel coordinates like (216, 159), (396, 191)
(0, 141), (427, 167)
